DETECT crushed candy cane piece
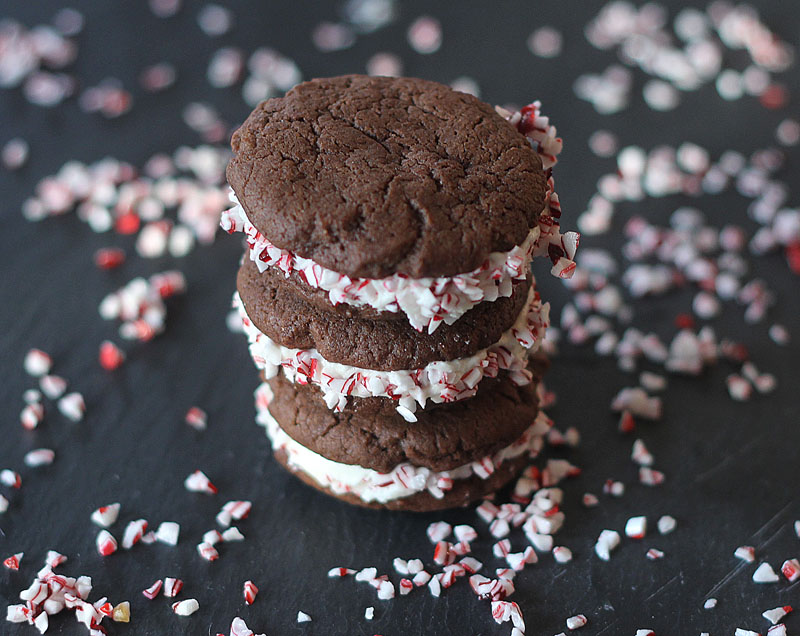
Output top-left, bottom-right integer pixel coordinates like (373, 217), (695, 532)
(96, 530), (118, 556)
(24, 448), (55, 467)
(185, 406), (207, 430)
(142, 580), (162, 599)
(185, 470), (218, 494)
(24, 349), (52, 377)
(297, 611), (311, 623)
(3, 553), (23, 570)
(121, 519), (148, 549)
(172, 598), (199, 616)
(243, 580), (258, 605)
(657, 516), (676, 534)
(566, 614), (588, 630)
(91, 503), (120, 527)
(625, 516), (647, 539)
(753, 562), (779, 583)
(155, 521), (180, 546)
(735, 545), (756, 563)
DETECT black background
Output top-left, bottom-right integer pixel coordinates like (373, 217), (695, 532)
(1, 1), (799, 634)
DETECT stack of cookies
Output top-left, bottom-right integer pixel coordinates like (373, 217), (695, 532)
(221, 75), (577, 511)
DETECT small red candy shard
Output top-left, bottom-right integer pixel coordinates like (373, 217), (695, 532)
(99, 340), (125, 370)
(185, 406), (207, 430)
(243, 580), (258, 605)
(114, 211), (140, 235)
(3, 552), (22, 570)
(94, 247), (126, 270)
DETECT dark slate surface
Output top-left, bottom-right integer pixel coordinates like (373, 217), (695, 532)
(1, 1), (799, 634)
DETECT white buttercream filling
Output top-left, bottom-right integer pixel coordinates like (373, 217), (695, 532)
(235, 282), (549, 422)
(255, 382), (551, 503)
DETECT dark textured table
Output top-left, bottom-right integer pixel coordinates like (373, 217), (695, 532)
(1, 1), (799, 634)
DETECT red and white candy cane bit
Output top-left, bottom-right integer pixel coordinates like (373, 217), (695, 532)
(735, 545), (756, 563)
(185, 406), (207, 430)
(96, 530), (118, 557)
(625, 516), (647, 539)
(41, 374), (68, 399)
(3, 552), (23, 570)
(163, 577), (183, 597)
(24, 348), (52, 377)
(20, 402), (44, 430)
(399, 578), (413, 595)
(121, 518), (148, 549)
(327, 567), (355, 578)
(376, 579), (395, 600)
(639, 467), (665, 486)
(243, 580), (258, 605)
(99, 341), (125, 370)
(94, 247), (126, 270)
(221, 527), (245, 542)
(184, 469), (218, 494)
(0, 468), (22, 490)
(91, 503), (121, 527)
(155, 521), (180, 546)
(45, 550), (67, 568)
(453, 524), (478, 543)
(781, 559), (800, 582)
(58, 391), (85, 422)
(433, 541), (455, 566)
(172, 598), (200, 616)
(197, 542), (220, 562)
(566, 614), (588, 630)
(142, 579), (163, 600)
(646, 548), (665, 560)
(763, 606), (793, 625)
(24, 448), (55, 467)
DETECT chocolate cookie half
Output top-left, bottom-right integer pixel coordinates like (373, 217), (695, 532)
(265, 368), (542, 474)
(237, 256), (533, 370)
(227, 75), (547, 279)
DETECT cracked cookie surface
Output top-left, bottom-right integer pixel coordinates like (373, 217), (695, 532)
(227, 75), (547, 279)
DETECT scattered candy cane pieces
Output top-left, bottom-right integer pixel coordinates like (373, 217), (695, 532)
(566, 614), (588, 630)
(594, 530), (620, 561)
(297, 611), (312, 623)
(24, 449), (55, 467)
(57, 392), (85, 421)
(780, 559), (800, 582)
(625, 516), (647, 539)
(243, 580), (258, 605)
(426, 521), (452, 543)
(3, 553), (23, 570)
(762, 606), (792, 625)
(172, 599), (199, 616)
(646, 548), (664, 560)
(0, 470), (21, 489)
(121, 519), (148, 549)
(163, 577), (183, 597)
(657, 516), (677, 535)
(155, 521), (180, 546)
(96, 530), (118, 556)
(94, 247), (126, 270)
(364, 606), (375, 620)
(197, 542), (220, 561)
(185, 470), (218, 494)
(99, 341), (125, 370)
(142, 579), (163, 600)
(185, 406), (207, 430)
(91, 503), (120, 527)
(735, 545), (756, 563)
(24, 349), (52, 377)
(41, 375), (68, 399)
(216, 501), (251, 527)
(753, 562), (779, 583)
(553, 546), (573, 563)
(704, 598), (718, 609)
(221, 527), (245, 542)
(20, 403), (44, 430)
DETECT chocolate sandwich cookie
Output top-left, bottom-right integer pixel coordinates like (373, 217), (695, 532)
(237, 257), (533, 370)
(265, 367), (542, 473)
(227, 75), (547, 280)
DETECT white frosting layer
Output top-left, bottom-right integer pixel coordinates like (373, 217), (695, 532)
(235, 283), (549, 422)
(255, 382), (551, 503)
(219, 101), (578, 333)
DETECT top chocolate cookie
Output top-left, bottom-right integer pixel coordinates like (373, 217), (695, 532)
(227, 75), (547, 279)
